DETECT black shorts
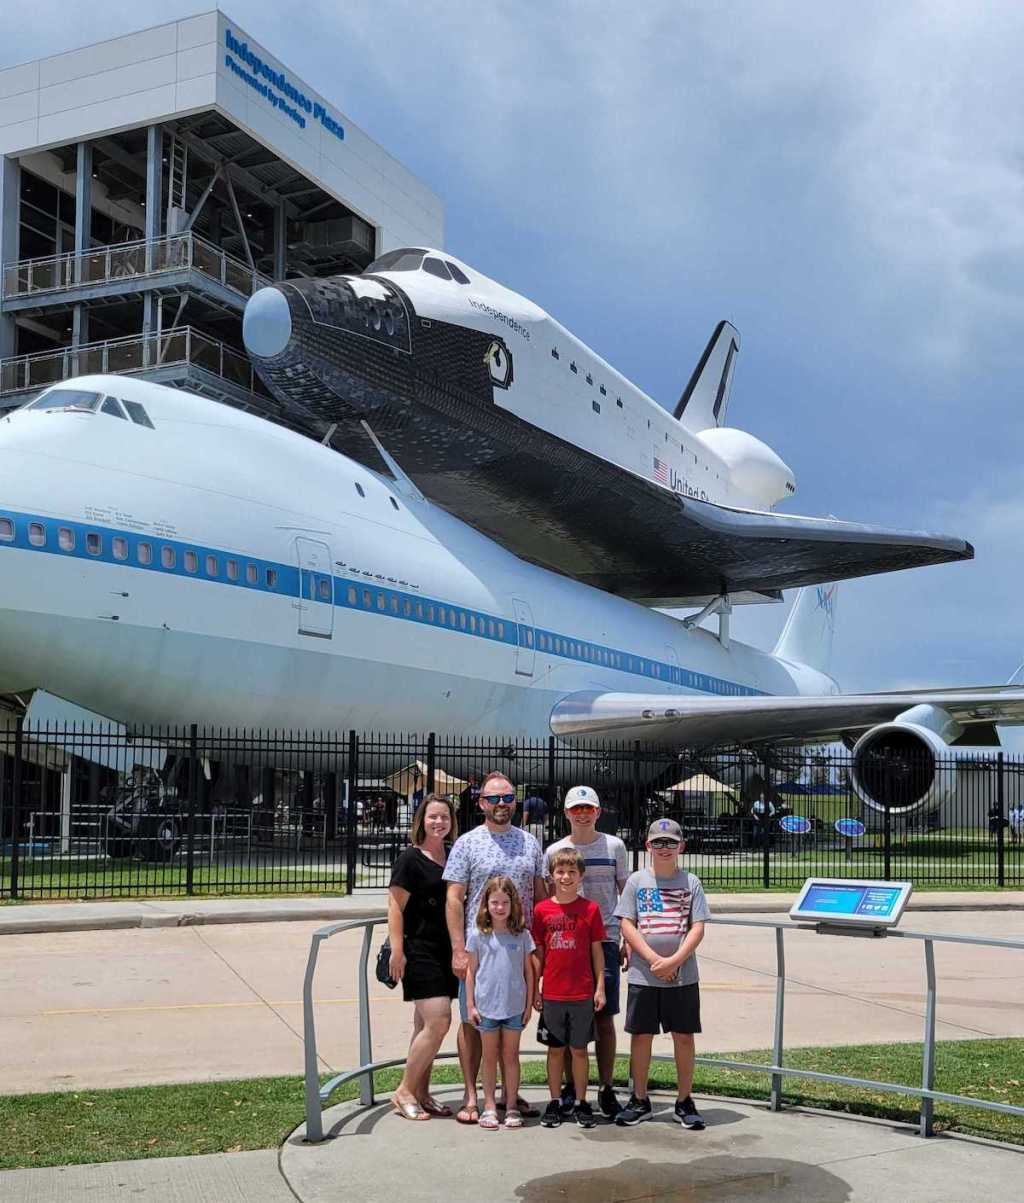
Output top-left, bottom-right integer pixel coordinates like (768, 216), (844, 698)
(624, 983), (701, 1035)
(539, 998), (595, 1049)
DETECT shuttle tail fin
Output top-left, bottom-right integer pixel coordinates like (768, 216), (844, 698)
(674, 320), (740, 430)
(773, 584), (838, 676)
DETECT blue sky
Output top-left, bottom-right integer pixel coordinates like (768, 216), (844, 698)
(6, 2), (1022, 694)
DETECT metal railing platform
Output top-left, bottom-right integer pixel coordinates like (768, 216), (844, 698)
(1, 232), (269, 315)
(301, 914), (1024, 1144)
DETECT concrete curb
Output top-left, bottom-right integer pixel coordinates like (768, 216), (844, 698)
(3, 890), (1023, 936)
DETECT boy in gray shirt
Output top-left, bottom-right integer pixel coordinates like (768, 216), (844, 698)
(614, 818), (709, 1130)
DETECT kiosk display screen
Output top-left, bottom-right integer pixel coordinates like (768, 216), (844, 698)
(790, 878), (912, 927)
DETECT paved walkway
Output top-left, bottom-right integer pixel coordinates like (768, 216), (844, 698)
(4, 1090), (1021, 1202)
(4, 889), (1024, 935)
(2, 909), (1022, 1094)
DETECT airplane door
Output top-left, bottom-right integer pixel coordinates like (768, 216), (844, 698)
(295, 537), (334, 639)
(512, 598), (535, 677)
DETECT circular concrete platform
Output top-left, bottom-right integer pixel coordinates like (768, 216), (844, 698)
(280, 1087), (1022, 1203)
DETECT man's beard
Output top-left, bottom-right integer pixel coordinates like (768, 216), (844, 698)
(490, 806), (513, 825)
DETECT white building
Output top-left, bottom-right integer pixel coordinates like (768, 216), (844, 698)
(0, 10), (443, 411)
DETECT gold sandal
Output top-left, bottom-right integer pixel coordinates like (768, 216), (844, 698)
(391, 1097), (430, 1121)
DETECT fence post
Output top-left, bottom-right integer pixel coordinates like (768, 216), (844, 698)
(632, 741), (643, 871)
(996, 752), (1005, 888)
(769, 926), (786, 1111)
(426, 732), (436, 795)
(883, 796), (892, 881)
(761, 754), (771, 890)
(345, 731), (358, 894)
(547, 736), (556, 845)
(186, 724), (198, 896)
(9, 716), (24, 899)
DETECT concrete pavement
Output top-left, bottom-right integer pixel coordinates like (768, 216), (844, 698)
(4, 888), (1024, 935)
(3, 1090), (1021, 1202)
(1, 909), (1022, 1094)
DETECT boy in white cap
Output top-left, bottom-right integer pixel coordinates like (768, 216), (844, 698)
(543, 785), (629, 1118)
(614, 818), (709, 1130)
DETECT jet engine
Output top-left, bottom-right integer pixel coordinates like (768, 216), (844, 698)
(849, 704), (964, 818)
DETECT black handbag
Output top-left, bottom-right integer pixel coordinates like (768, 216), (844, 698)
(376, 937), (398, 989)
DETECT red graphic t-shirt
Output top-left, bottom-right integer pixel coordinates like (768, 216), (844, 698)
(531, 896), (606, 1001)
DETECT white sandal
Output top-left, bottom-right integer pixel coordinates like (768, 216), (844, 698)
(503, 1108), (523, 1129)
(479, 1109), (501, 1130)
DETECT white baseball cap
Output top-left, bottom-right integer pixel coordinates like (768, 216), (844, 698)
(565, 785), (601, 810)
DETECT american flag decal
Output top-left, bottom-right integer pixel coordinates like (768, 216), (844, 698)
(636, 887), (690, 937)
(653, 456), (668, 484)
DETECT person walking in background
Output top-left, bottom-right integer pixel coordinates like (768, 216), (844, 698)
(532, 848), (606, 1129)
(387, 794), (460, 1120)
(544, 785), (628, 1119)
(615, 818), (709, 1131)
(444, 771), (546, 1125)
(1009, 801), (1024, 846)
(465, 875), (536, 1131)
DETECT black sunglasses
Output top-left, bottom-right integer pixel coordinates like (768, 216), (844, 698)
(481, 792), (516, 805)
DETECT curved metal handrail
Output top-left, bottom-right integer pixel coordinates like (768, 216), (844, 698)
(302, 913), (1024, 1144)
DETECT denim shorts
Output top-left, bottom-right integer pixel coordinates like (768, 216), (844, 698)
(477, 1015), (526, 1032)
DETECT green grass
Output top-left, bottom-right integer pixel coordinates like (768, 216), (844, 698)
(2, 1038), (1021, 1170)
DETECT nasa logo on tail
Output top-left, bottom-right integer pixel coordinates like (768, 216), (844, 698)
(484, 338), (513, 389)
(816, 585), (836, 623)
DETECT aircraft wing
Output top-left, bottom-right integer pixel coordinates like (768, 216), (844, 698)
(550, 686), (1024, 747)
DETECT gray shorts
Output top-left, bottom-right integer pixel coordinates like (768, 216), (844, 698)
(540, 998), (595, 1049)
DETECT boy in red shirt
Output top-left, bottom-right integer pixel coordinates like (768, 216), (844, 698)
(532, 848), (606, 1128)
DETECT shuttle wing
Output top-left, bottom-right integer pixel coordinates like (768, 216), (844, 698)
(550, 686), (1024, 747)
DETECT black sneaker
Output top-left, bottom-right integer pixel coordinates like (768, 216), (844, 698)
(614, 1095), (653, 1126)
(674, 1095), (705, 1130)
(541, 1100), (562, 1128)
(598, 1085), (622, 1119)
(558, 1084), (577, 1115)
(573, 1100), (597, 1129)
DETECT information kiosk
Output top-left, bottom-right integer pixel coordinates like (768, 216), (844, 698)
(789, 878), (912, 937)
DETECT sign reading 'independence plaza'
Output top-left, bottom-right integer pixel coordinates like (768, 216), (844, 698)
(224, 28), (345, 141)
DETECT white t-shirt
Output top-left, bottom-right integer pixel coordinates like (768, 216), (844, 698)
(443, 824), (545, 936)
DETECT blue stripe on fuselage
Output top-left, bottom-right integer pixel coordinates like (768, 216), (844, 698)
(0, 507), (764, 698)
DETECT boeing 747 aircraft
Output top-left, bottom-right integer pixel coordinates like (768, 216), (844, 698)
(241, 248), (972, 606)
(1, 376), (1021, 819)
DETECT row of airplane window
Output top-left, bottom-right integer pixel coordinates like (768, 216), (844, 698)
(344, 584), (507, 640)
(0, 517), (279, 588)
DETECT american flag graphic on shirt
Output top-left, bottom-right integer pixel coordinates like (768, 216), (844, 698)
(636, 887), (690, 938)
(653, 456), (669, 484)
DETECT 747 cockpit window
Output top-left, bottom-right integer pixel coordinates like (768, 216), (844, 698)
(365, 248), (427, 273)
(122, 399), (154, 428)
(29, 389), (101, 414)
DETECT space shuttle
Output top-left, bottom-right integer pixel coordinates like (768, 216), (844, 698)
(242, 247), (971, 607)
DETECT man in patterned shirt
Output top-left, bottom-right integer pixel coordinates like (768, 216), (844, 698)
(614, 818), (710, 1130)
(444, 771), (546, 1124)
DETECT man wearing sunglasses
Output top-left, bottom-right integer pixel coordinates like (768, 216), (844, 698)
(614, 818), (709, 1130)
(543, 785), (629, 1119)
(444, 771), (546, 1124)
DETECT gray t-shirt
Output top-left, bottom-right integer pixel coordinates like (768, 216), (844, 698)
(614, 867), (709, 987)
(543, 833), (629, 940)
(443, 824), (545, 937)
(466, 927), (535, 1020)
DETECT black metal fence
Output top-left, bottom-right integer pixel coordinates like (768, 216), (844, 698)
(1, 721), (1021, 899)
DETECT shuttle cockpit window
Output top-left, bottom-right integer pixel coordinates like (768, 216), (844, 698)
(29, 389), (102, 414)
(422, 257), (452, 281)
(122, 400), (155, 428)
(365, 248), (427, 273)
(101, 397), (128, 420)
(446, 262), (471, 284)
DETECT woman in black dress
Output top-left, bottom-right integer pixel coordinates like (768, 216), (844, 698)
(387, 792), (459, 1119)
